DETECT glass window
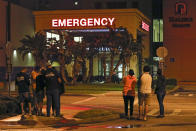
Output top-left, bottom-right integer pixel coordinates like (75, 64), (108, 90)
(52, 34), (60, 41)
(153, 19), (163, 42)
(46, 32), (60, 41)
(74, 36), (83, 43)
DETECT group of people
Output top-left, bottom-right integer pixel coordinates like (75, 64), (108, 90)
(15, 63), (64, 117)
(122, 65), (166, 121)
(15, 63), (165, 120)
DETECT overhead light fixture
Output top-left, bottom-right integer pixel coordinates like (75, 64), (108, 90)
(74, 1), (78, 6)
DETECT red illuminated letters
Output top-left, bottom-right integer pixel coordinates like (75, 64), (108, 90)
(52, 17), (115, 27)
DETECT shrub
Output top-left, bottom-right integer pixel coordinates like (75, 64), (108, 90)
(166, 78), (177, 86)
(0, 95), (20, 115)
(0, 102), (7, 115)
(152, 78), (177, 89)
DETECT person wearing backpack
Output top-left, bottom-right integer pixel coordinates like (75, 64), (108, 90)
(122, 69), (137, 120)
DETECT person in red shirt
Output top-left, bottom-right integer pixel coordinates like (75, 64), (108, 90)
(122, 69), (137, 119)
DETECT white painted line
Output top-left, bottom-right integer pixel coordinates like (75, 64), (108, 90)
(0, 115), (21, 122)
(72, 97), (96, 104)
(169, 109), (181, 116)
(174, 94), (179, 96)
(148, 109), (159, 116)
(178, 109), (196, 110)
(188, 94), (194, 96)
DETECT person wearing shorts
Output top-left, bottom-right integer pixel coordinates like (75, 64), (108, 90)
(139, 93), (151, 105)
(15, 68), (32, 115)
(31, 67), (39, 115)
(138, 66), (152, 121)
(36, 68), (46, 116)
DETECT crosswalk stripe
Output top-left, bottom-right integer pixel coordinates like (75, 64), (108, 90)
(188, 94), (194, 96)
(148, 109), (159, 116)
(174, 94), (179, 96)
(169, 109), (181, 116)
(72, 97), (96, 104)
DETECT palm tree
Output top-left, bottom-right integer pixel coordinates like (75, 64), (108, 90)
(18, 32), (48, 67)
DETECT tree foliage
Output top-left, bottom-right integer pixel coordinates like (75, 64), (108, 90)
(18, 32), (48, 67)
(19, 27), (144, 84)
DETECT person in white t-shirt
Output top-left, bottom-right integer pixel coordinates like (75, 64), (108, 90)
(138, 66), (152, 121)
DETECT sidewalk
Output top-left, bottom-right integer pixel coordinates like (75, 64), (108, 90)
(0, 89), (180, 130)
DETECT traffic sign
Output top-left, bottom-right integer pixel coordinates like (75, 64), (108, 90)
(156, 47), (168, 58)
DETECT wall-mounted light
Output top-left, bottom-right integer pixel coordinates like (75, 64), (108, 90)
(28, 52), (31, 57)
(13, 50), (17, 56)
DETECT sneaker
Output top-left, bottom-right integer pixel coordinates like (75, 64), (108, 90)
(129, 116), (135, 120)
(21, 111), (25, 115)
(124, 115), (129, 120)
(137, 116), (143, 120)
(143, 117), (147, 121)
(29, 112), (32, 116)
(55, 114), (63, 118)
(156, 115), (165, 118)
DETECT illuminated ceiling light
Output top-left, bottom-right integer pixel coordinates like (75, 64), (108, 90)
(74, 1), (78, 6)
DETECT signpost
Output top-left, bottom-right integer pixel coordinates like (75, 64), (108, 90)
(156, 47), (168, 74)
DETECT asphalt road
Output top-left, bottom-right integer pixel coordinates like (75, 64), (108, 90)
(1, 86), (196, 130)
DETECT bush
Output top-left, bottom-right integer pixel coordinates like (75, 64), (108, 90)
(0, 102), (7, 115)
(166, 78), (177, 86)
(152, 78), (177, 89)
(0, 95), (20, 115)
(6, 101), (19, 113)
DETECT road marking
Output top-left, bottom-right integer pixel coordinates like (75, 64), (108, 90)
(72, 97), (96, 104)
(169, 109), (181, 116)
(148, 109), (159, 116)
(188, 94), (194, 96)
(0, 115), (21, 122)
(174, 94), (179, 96)
(177, 109), (196, 110)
